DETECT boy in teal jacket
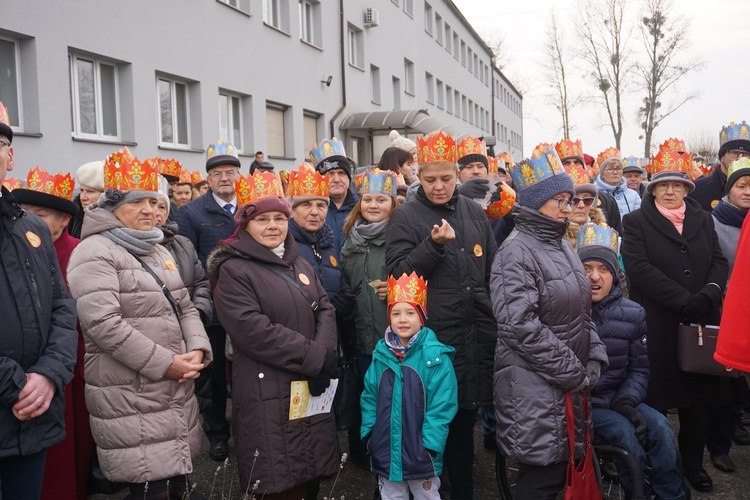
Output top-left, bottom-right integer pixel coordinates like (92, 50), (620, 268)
(361, 272), (458, 499)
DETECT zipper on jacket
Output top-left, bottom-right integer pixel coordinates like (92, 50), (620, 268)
(24, 256), (42, 311)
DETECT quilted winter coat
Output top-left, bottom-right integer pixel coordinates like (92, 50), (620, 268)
(67, 208), (212, 483)
(490, 206), (608, 466)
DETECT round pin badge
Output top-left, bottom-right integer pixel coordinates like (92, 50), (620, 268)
(329, 255), (338, 267)
(298, 273), (310, 285)
(473, 244), (483, 257)
(25, 231), (41, 248)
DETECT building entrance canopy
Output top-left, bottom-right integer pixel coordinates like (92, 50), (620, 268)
(339, 109), (459, 136)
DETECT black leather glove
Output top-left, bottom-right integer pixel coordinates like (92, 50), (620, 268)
(681, 292), (712, 322)
(612, 396), (648, 448)
(321, 349), (339, 378)
(331, 285), (361, 317)
(308, 374), (331, 397)
(457, 178), (490, 199)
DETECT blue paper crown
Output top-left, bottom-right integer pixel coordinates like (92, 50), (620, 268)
(361, 168), (398, 197)
(509, 144), (566, 191)
(720, 121), (750, 147)
(576, 223), (620, 253)
(624, 157), (641, 168)
(309, 137), (347, 167)
(206, 140), (239, 161)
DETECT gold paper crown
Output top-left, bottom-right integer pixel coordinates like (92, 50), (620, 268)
(25, 167), (76, 200)
(487, 156), (500, 174)
(457, 136), (487, 160)
(191, 171), (205, 185)
(597, 147), (621, 166)
(417, 131), (457, 164)
(728, 157), (750, 180)
(178, 169), (193, 184)
(235, 170), (285, 206)
(651, 149), (693, 176)
(104, 150), (159, 192)
(658, 138), (687, 154)
(2, 177), (22, 190)
(485, 182), (516, 220)
(287, 162), (330, 198)
(564, 162), (591, 187)
(555, 139), (583, 160)
(387, 272), (428, 311)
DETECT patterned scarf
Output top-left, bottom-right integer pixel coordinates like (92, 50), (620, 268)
(384, 326), (421, 362)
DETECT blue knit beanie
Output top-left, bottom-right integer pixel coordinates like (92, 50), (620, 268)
(517, 173), (575, 210)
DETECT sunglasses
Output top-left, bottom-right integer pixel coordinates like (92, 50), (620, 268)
(572, 197), (596, 207)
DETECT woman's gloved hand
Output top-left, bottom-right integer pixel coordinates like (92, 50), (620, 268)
(308, 374), (331, 397)
(457, 178), (490, 199)
(612, 396), (648, 448)
(586, 360), (602, 389)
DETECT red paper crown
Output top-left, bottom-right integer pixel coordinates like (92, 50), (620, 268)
(2, 177), (22, 190)
(417, 131), (457, 164)
(191, 170), (205, 185)
(178, 169), (193, 184)
(651, 149), (693, 176)
(485, 182), (516, 220)
(387, 272), (428, 312)
(286, 162), (330, 198)
(457, 136), (487, 160)
(235, 170), (285, 206)
(104, 151), (159, 192)
(159, 158), (182, 179)
(555, 139), (583, 160)
(597, 147), (621, 166)
(658, 138), (687, 154)
(25, 167), (76, 200)
(487, 156), (500, 174)
(564, 162), (591, 187)
(498, 152), (514, 166)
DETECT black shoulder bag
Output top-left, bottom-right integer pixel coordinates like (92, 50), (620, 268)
(128, 252), (183, 317)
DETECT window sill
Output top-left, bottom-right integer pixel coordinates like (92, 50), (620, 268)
(72, 136), (136, 146)
(158, 144), (204, 153)
(348, 63), (365, 72)
(300, 39), (323, 52)
(263, 22), (291, 37)
(216, 0), (251, 17)
(268, 155), (296, 161)
(404, 90), (415, 97)
(13, 131), (43, 139)
(371, 100), (381, 106)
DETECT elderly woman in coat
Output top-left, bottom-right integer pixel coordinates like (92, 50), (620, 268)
(208, 177), (340, 499)
(67, 155), (212, 500)
(491, 146), (608, 499)
(621, 155), (729, 493)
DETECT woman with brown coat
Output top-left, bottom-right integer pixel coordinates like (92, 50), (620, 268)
(208, 175), (340, 499)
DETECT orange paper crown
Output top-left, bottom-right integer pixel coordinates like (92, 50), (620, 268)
(485, 182), (516, 220)
(104, 151), (159, 192)
(498, 152), (514, 167)
(564, 162), (591, 187)
(2, 177), (22, 190)
(235, 170), (285, 206)
(659, 138), (687, 154)
(178, 169), (193, 184)
(286, 162), (330, 198)
(191, 171), (205, 185)
(555, 139), (583, 160)
(487, 156), (500, 174)
(597, 147), (621, 166)
(387, 272), (428, 312)
(651, 149), (693, 176)
(159, 158), (182, 180)
(417, 131), (457, 164)
(25, 167), (76, 200)
(457, 136), (487, 160)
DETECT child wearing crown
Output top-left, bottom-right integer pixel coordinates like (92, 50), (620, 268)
(360, 272), (458, 499)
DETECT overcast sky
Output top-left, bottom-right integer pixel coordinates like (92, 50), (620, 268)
(453, 0), (750, 159)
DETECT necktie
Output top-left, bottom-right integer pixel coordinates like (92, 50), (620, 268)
(223, 203), (234, 216)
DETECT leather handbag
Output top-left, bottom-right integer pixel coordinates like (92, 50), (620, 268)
(563, 392), (601, 500)
(677, 324), (739, 378)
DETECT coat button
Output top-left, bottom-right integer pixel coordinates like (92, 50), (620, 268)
(460, 248), (465, 252)
(427, 361), (431, 365)
(684, 270), (692, 277)
(680, 246), (688, 253)
(258, 373), (264, 379)
(436, 357), (440, 361)
(466, 287), (470, 291)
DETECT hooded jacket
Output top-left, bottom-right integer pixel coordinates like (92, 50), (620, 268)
(67, 207), (212, 483)
(595, 176), (642, 218)
(361, 327), (457, 481)
(490, 206), (608, 466)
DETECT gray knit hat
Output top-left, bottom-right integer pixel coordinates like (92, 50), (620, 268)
(97, 189), (160, 212)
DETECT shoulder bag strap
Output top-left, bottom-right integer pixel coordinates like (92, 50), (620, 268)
(565, 392), (576, 463)
(128, 251), (183, 317)
(252, 260), (319, 313)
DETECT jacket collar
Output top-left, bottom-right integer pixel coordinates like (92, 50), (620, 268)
(288, 218), (334, 249)
(207, 229), (300, 280)
(640, 192), (705, 243)
(329, 188), (359, 212)
(204, 189), (235, 219)
(416, 185), (459, 211)
(513, 205), (569, 242)
(0, 187), (23, 220)
(595, 176), (627, 194)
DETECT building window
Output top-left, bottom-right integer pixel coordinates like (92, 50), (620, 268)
(460, 40), (467, 66)
(454, 89), (461, 118)
(348, 25), (364, 69)
(370, 64), (381, 104)
(157, 77), (189, 147)
(393, 77), (401, 110)
(436, 79), (444, 109)
(473, 54), (479, 76)
(425, 72), (434, 104)
(263, 0), (289, 32)
(70, 54), (119, 140)
(452, 33), (459, 60)
(266, 102), (287, 157)
(468, 99), (474, 125)
(303, 111), (320, 154)
(435, 14), (443, 45)
(403, 0), (413, 17)
(404, 58), (414, 95)
(444, 24), (452, 53)
(219, 92), (243, 151)
(0, 37), (21, 128)
(299, 0), (321, 46)
(445, 84), (453, 114)
(218, 0), (250, 13)
(424, 3), (433, 34)
(462, 95), (468, 122)
(467, 48), (473, 74)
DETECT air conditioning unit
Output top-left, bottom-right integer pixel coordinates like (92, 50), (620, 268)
(364, 7), (380, 27)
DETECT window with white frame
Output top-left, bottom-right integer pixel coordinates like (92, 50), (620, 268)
(370, 64), (381, 104)
(445, 84), (453, 114)
(453, 33), (459, 60)
(219, 0), (250, 13)
(266, 102), (287, 157)
(263, 0), (289, 32)
(424, 3), (433, 34)
(219, 92), (243, 151)
(0, 37), (21, 128)
(444, 24), (452, 53)
(299, 0), (321, 46)
(157, 77), (189, 147)
(436, 79), (444, 109)
(404, 58), (414, 95)
(348, 25), (364, 69)
(70, 54), (119, 140)
(435, 14), (443, 44)
(473, 54), (479, 76)
(425, 72), (434, 103)
(403, 0), (413, 17)
(303, 111), (320, 153)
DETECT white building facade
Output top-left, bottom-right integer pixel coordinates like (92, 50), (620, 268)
(0, 0), (522, 177)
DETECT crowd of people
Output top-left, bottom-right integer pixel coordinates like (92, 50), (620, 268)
(2, 95), (750, 500)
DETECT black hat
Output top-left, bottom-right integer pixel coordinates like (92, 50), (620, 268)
(13, 189), (79, 216)
(458, 154), (489, 170)
(0, 100), (12, 143)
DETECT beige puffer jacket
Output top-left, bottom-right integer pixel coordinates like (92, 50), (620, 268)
(67, 207), (212, 484)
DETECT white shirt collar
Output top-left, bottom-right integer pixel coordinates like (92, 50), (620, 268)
(212, 192), (237, 209)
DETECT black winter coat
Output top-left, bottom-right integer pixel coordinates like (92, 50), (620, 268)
(621, 193), (729, 410)
(689, 167), (727, 212)
(174, 190), (237, 269)
(597, 191), (623, 235)
(385, 187), (497, 409)
(0, 189), (78, 458)
(590, 281), (649, 410)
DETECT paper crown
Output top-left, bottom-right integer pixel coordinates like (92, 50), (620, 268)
(206, 140), (240, 169)
(394, 173), (407, 186)
(509, 144), (566, 191)
(286, 162), (330, 198)
(555, 139), (583, 160)
(0, 101), (10, 130)
(651, 149), (693, 176)
(720, 121), (750, 146)
(577, 223), (619, 254)
(658, 138), (687, 154)
(235, 170), (285, 206)
(353, 172), (365, 192)
(191, 171), (205, 185)
(25, 167), (76, 200)
(2, 177), (22, 190)
(178, 169), (193, 184)
(417, 131), (457, 164)
(457, 136), (487, 160)
(689, 161), (704, 181)
(728, 157), (750, 180)
(597, 147), (621, 167)
(387, 272), (428, 312)
(487, 156), (500, 174)
(104, 149), (159, 192)
(498, 152), (514, 167)
(563, 161), (591, 187)
(309, 137), (347, 167)
(159, 158), (182, 180)
(361, 168), (398, 197)
(485, 182), (516, 220)
(624, 157), (641, 168)
(698, 163), (715, 178)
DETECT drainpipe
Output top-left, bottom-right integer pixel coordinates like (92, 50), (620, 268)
(329, 0), (347, 138)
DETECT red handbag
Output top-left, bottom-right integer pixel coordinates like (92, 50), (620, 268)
(563, 392), (601, 500)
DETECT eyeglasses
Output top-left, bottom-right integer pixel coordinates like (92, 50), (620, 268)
(551, 197), (576, 210)
(209, 170), (239, 180)
(603, 167), (624, 173)
(572, 197), (596, 207)
(727, 149), (750, 159)
(0, 140), (10, 149)
(654, 182), (686, 192)
(251, 215), (289, 226)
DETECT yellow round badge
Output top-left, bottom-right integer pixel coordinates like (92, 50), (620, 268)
(25, 231), (41, 248)
(711, 199), (719, 209)
(298, 273), (310, 285)
(473, 244), (483, 257)
(164, 259), (177, 271)
(329, 255), (338, 267)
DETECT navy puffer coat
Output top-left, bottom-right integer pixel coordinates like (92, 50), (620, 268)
(289, 219), (345, 299)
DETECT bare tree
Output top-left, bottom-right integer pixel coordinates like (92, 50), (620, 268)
(575, 0), (632, 149)
(686, 128), (719, 159)
(483, 31), (511, 70)
(542, 10), (577, 139)
(636, 0), (702, 157)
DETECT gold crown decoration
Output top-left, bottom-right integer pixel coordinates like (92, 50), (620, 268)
(651, 149), (693, 176)
(487, 156), (499, 174)
(577, 223), (619, 253)
(235, 170), (285, 206)
(159, 158), (182, 180)
(720, 121), (750, 146)
(457, 136), (487, 160)
(564, 162), (591, 187)
(658, 138), (687, 154)
(2, 177), (22, 190)
(485, 182), (516, 220)
(309, 137), (348, 168)
(728, 157), (750, 180)
(25, 167), (76, 200)
(597, 147), (622, 167)
(417, 131), (457, 164)
(387, 272), (428, 312)
(510, 144), (566, 190)
(287, 162), (330, 198)
(555, 139), (583, 160)
(191, 171), (205, 185)
(103, 151), (159, 192)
